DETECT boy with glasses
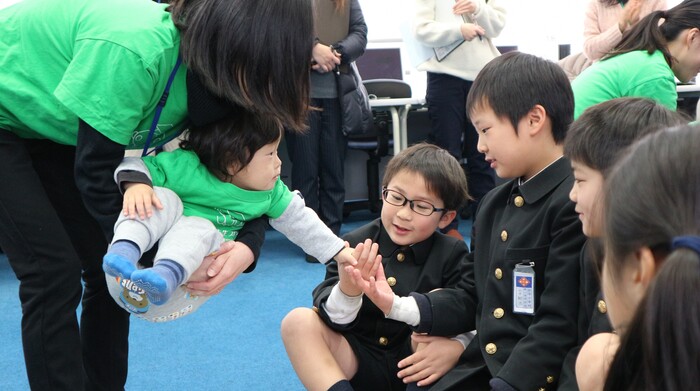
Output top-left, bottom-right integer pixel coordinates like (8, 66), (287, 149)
(281, 143), (470, 391)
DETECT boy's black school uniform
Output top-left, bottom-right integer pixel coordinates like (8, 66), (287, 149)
(558, 241), (613, 390)
(313, 219), (469, 391)
(412, 158), (586, 391)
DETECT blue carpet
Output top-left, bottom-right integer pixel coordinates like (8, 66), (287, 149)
(0, 210), (472, 390)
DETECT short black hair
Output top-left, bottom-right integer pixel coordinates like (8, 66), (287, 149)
(381, 143), (470, 211)
(564, 97), (688, 175)
(180, 110), (282, 181)
(466, 51), (574, 143)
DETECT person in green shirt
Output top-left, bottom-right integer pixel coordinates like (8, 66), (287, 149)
(572, 0), (700, 119)
(0, 0), (315, 388)
(102, 110), (359, 322)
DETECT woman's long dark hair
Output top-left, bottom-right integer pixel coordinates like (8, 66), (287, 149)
(169, 0), (313, 132)
(606, 0), (700, 65)
(603, 125), (700, 391)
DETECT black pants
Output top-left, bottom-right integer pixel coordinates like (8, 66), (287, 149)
(426, 72), (495, 222)
(0, 131), (129, 390)
(286, 98), (347, 235)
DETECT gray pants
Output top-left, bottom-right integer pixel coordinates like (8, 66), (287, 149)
(106, 187), (224, 322)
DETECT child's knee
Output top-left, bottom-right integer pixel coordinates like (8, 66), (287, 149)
(281, 307), (321, 339)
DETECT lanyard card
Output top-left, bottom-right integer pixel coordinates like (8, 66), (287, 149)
(513, 262), (535, 315)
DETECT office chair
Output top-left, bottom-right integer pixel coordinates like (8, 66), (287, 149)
(344, 79), (412, 214)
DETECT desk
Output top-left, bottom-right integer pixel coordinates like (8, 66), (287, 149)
(369, 97), (426, 155)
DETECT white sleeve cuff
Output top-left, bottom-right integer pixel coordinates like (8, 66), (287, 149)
(451, 331), (475, 350)
(323, 284), (363, 325)
(386, 294), (420, 326)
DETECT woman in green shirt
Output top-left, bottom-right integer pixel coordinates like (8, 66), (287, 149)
(0, 0), (314, 389)
(572, 0), (700, 119)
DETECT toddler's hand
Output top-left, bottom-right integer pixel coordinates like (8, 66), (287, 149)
(333, 244), (359, 267)
(122, 183), (163, 219)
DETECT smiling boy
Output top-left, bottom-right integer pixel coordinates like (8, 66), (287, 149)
(281, 143), (470, 391)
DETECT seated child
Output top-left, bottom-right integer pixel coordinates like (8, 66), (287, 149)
(595, 124), (700, 389)
(558, 97), (687, 391)
(347, 51), (587, 391)
(280, 143), (470, 391)
(102, 110), (357, 322)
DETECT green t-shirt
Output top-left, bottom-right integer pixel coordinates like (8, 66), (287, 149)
(142, 149), (294, 241)
(0, 0), (187, 147)
(572, 50), (677, 119)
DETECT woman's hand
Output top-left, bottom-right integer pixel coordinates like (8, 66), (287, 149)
(619, 0), (642, 33)
(453, 0), (478, 16)
(122, 183), (163, 219)
(460, 23), (485, 41)
(397, 334), (464, 386)
(185, 240), (254, 296)
(311, 43), (341, 73)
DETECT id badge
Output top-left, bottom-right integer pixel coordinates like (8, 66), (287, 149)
(513, 262), (535, 315)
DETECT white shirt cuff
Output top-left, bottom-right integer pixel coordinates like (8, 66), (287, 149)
(323, 284), (363, 325)
(386, 294), (420, 326)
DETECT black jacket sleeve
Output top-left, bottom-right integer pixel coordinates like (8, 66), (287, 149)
(334, 0), (368, 64)
(75, 119), (128, 242)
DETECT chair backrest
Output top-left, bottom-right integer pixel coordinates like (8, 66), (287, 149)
(363, 79), (412, 100)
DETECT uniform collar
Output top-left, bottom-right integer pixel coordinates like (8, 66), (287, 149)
(510, 157), (571, 205)
(377, 223), (435, 265)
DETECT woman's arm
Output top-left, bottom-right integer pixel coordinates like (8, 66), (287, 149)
(333, 0), (368, 63)
(74, 119), (129, 241)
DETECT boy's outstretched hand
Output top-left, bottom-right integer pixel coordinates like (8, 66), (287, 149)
(345, 256), (393, 315)
(338, 239), (381, 297)
(122, 182), (163, 219)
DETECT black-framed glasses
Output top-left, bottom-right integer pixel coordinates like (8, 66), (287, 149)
(382, 188), (446, 216)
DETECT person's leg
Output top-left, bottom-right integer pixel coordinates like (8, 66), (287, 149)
(132, 215), (223, 305)
(426, 72), (468, 235)
(0, 133), (85, 390)
(26, 138), (130, 389)
(281, 307), (358, 391)
(317, 98), (347, 235)
(104, 186), (184, 278)
(461, 81), (495, 218)
(286, 99), (323, 213)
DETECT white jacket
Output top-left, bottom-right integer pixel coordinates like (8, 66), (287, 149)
(414, 0), (506, 81)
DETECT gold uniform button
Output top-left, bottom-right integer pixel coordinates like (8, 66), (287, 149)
(597, 300), (607, 314)
(493, 308), (505, 319)
(379, 336), (388, 346)
(387, 277), (397, 287)
(396, 252), (405, 262)
(500, 230), (508, 242)
(547, 376), (555, 384)
(485, 343), (497, 355)
(514, 196), (524, 207)
(495, 268), (503, 280)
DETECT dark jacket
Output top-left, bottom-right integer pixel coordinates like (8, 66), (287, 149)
(314, 218), (467, 352)
(413, 158), (586, 391)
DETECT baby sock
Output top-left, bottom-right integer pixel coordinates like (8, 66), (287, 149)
(130, 259), (185, 305)
(103, 240), (141, 279)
